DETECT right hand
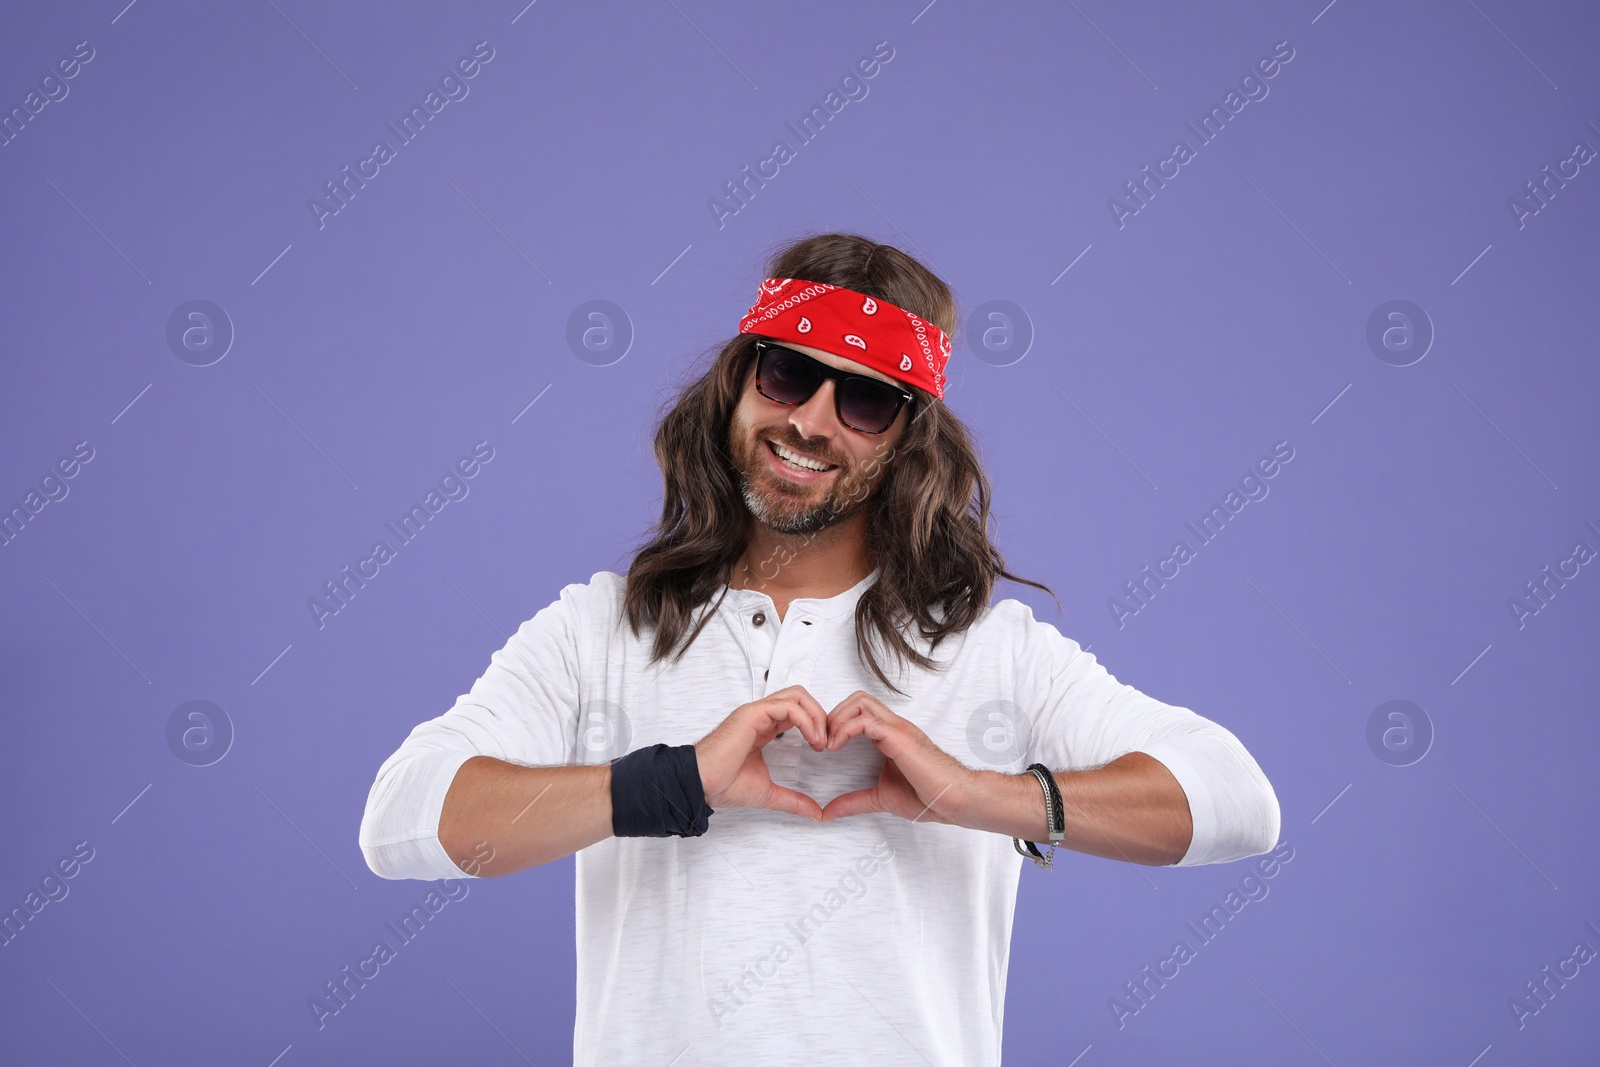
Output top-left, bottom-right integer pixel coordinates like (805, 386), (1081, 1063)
(694, 687), (829, 820)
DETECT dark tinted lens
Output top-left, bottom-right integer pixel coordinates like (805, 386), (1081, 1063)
(760, 346), (821, 405)
(838, 378), (903, 433)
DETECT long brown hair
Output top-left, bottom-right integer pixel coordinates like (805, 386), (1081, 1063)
(623, 232), (1056, 695)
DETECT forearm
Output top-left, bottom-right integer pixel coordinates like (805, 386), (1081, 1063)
(437, 755), (614, 877)
(961, 751), (1193, 867)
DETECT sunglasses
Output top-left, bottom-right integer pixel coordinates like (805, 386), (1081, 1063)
(752, 339), (914, 435)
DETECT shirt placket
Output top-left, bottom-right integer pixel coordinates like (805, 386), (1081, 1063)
(746, 603), (824, 780)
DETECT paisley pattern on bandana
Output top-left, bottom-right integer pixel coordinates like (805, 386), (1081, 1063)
(738, 277), (951, 400)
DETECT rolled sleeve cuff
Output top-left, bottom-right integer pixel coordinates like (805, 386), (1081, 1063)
(1134, 735), (1279, 867)
(359, 749), (482, 881)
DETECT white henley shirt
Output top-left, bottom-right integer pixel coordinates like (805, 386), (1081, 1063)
(358, 565), (1280, 1066)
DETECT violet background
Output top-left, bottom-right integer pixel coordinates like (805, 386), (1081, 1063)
(2, 1), (1597, 1064)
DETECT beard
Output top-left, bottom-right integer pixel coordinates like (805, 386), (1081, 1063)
(727, 415), (887, 536)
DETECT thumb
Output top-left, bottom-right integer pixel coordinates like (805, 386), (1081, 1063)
(820, 787), (880, 822)
(759, 783), (824, 822)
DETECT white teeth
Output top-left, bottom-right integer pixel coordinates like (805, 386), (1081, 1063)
(769, 440), (833, 472)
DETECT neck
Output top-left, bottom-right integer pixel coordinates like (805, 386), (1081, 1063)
(728, 512), (875, 598)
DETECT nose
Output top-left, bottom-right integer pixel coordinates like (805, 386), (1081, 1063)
(789, 379), (840, 441)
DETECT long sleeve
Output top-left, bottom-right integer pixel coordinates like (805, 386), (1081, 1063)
(1011, 602), (1280, 866)
(357, 577), (596, 881)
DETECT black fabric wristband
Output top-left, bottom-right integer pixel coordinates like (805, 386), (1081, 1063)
(609, 743), (714, 838)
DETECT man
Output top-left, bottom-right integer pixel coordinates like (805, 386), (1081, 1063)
(358, 233), (1280, 1065)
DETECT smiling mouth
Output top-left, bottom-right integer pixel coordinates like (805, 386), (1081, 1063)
(764, 438), (837, 474)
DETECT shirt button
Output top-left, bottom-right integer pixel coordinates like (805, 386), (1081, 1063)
(753, 611), (766, 626)
(764, 669), (770, 680)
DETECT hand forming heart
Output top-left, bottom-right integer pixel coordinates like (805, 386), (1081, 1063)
(692, 686), (973, 827)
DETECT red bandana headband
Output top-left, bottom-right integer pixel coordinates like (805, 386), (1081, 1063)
(738, 277), (951, 400)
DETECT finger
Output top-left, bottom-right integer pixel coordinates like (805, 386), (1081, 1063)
(836, 691), (903, 733)
(826, 714), (872, 751)
(783, 689), (832, 749)
(839, 712), (918, 766)
(743, 698), (808, 749)
(772, 684), (826, 718)
(820, 787), (880, 822)
(761, 783), (824, 821)
(783, 685), (829, 721)
(851, 713), (920, 764)
(770, 695), (828, 751)
(826, 699), (878, 749)
(750, 720), (786, 749)
(854, 692), (901, 723)
(825, 693), (865, 733)
(828, 690), (865, 718)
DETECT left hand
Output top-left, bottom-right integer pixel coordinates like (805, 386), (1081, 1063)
(819, 691), (975, 825)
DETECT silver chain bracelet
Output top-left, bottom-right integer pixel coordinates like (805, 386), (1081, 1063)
(1011, 763), (1065, 871)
